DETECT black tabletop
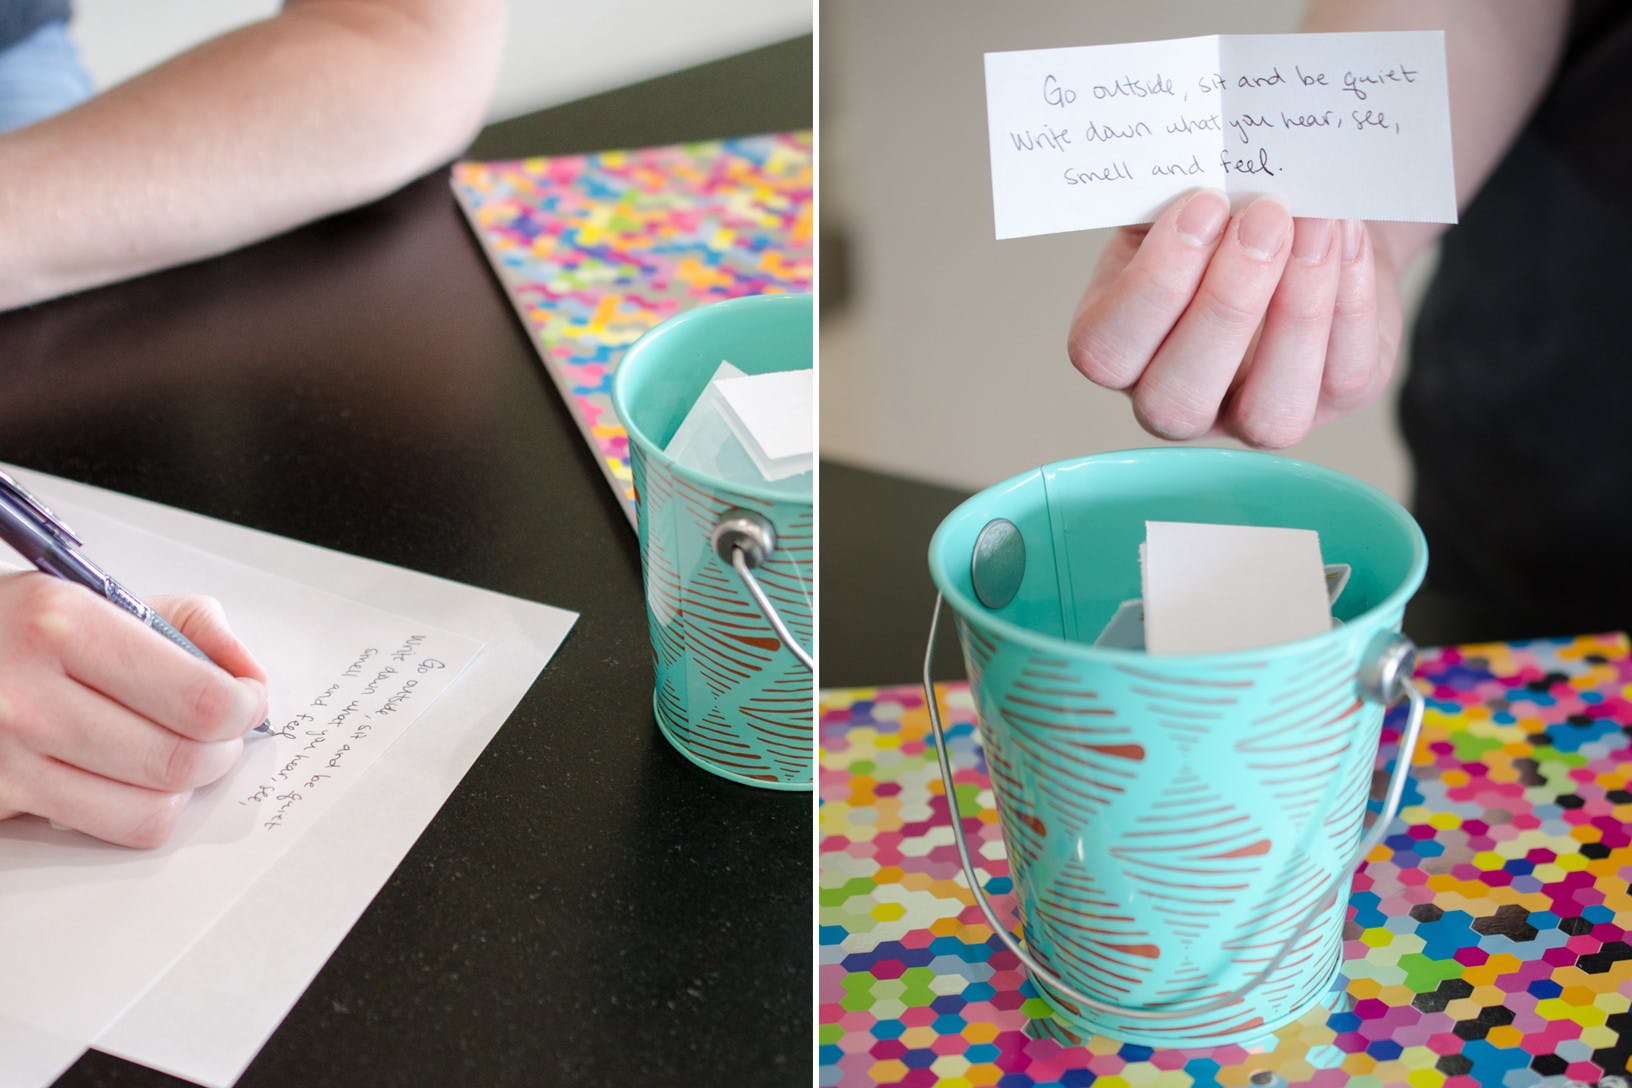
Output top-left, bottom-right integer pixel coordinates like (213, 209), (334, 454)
(3, 36), (812, 1088)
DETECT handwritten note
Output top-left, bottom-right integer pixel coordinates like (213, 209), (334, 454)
(984, 31), (1455, 239)
(237, 632), (467, 833)
(0, 495), (484, 1072)
(0, 466), (574, 1088)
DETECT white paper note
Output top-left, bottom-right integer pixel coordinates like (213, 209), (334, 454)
(984, 31), (1455, 238)
(1141, 521), (1332, 655)
(0, 467), (576, 1087)
(665, 362), (812, 491)
(1096, 562), (1352, 649)
(714, 368), (815, 476)
(664, 360), (747, 466)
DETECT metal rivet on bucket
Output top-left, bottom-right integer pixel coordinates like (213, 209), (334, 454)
(1361, 633), (1418, 706)
(971, 518), (1025, 610)
(711, 509), (776, 569)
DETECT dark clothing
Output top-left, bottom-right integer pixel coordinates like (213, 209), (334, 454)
(1403, 1), (1632, 640)
(0, 1), (68, 52)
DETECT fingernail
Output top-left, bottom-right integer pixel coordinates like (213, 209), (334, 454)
(1291, 219), (1335, 264)
(1174, 189), (1229, 246)
(1342, 219), (1365, 262)
(1236, 197), (1291, 260)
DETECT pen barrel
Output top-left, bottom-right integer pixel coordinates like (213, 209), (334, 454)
(90, 570), (205, 663)
(146, 610), (212, 664)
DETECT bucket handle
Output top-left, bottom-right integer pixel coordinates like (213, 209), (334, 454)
(921, 594), (1426, 1022)
(711, 510), (814, 672)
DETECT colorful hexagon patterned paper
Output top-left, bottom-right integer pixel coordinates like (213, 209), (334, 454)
(819, 633), (1632, 1088)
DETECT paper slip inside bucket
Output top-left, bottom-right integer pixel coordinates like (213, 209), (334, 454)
(663, 363), (811, 495)
(664, 363), (812, 492)
(1096, 561), (1350, 649)
(1140, 520), (1332, 654)
(713, 368), (813, 481)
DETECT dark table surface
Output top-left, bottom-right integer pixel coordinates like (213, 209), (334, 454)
(4, 36), (812, 1088)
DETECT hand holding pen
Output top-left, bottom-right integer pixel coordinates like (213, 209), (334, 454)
(0, 472), (269, 848)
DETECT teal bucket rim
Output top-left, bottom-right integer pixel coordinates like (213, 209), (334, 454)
(610, 292), (813, 509)
(927, 447), (1428, 665)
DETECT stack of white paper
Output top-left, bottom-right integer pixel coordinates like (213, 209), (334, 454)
(0, 466), (577, 1088)
(714, 368), (814, 481)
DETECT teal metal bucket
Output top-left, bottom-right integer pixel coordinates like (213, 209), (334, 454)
(612, 293), (812, 790)
(925, 448), (1428, 1046)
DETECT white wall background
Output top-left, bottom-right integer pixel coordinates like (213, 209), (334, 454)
(822, 0), (1431, 502)
(70, 0), (812, 123)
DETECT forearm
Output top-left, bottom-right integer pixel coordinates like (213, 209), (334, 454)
(1303, 0), (1569, 270)
(0, 0), (503, 310)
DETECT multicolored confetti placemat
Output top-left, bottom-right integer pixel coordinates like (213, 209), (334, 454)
(450, 132), (813, 525)
(820, 633), (1632, 1088)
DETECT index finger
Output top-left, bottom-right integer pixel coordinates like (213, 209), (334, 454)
(48, 587), (267, 742)
(148, 594), (269, 684)
(1067, 188), (1231, 391)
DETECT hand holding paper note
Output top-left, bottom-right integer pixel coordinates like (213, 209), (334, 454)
(984, 32), (1456, 238)
(1053, 36), (1436, 445)
(1067, 187), (1404, 447)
